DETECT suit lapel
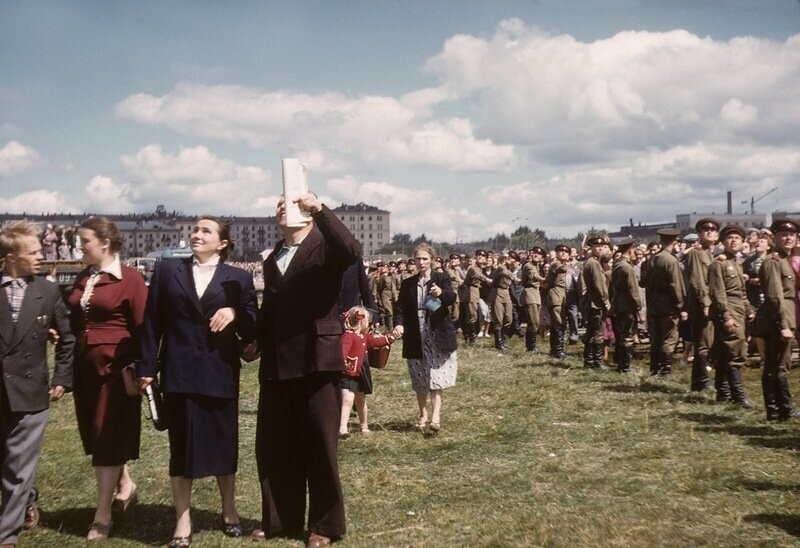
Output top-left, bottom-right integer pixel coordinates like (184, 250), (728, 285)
(173, 258), (204, 314)
(0, 285), (12, 345)
(12, 278), (44, 346)
(200, 263), (231, 312)
(282, 227), (322, 280)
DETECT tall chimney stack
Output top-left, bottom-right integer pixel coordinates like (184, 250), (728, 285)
(727, 191), (732, 215)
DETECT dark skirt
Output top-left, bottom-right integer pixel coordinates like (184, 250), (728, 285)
(338, 365), (373, 395)
(165, 393), (238, 479)
(73, 343), (141, 466)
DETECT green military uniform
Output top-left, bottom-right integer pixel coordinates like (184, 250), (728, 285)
(375, 270), (397, 328)
(708, 225), (752, 407)
(582, 239), (611, 369)
(445, 257), (464, 326)
(545, 245), (570, 358)
(490, 261), (517, 353)
(754, 219), (800, 421)
(685, 217), (719, 392)
(644, 229), (685, 376)
(462, 251), (492, 344)
(610, 238), (641, 373)
(520, 248), (545, 352)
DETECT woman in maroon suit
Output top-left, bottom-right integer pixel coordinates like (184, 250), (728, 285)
(68, 217), (147, 540)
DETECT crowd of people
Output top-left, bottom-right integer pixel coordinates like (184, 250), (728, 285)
(0, 202), (798, 547)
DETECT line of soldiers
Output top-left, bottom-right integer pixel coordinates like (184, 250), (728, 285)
(368, 216), (800, 422)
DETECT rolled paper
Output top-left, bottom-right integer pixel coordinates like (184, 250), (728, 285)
(282, 158), (311, 227)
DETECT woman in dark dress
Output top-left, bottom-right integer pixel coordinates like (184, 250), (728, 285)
(137, 216), (257, 547)
(68, 217), (148, 540)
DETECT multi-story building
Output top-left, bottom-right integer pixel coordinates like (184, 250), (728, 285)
(675, 212), (767, 233)
(0, 202), (390, 260)
(331, 203), (390, 257)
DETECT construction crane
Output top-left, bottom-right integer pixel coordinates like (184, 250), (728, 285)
(742, 186), (778, 215)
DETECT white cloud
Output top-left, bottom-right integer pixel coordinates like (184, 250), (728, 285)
(325, 176), (490, 241)
(85, 175), (134, 213)
(0, 141), (40, 177)
(117, 144), (278, 215)
(115, 83), (514, 173)
(0, 189), (70, 214)
(424, 22), (800, 162)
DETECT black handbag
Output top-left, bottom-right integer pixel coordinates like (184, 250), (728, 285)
(144, 381), (168, 431)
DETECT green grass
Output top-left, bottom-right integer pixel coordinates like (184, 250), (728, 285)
(22, 336), (800, 546)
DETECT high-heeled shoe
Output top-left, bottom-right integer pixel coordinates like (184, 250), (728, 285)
(168, 533), (192, 547)
(87, 520), (113, 541)
(429, 421), (441, 432)
(220, 516), (243, 538)
(111, 485), (138, 513)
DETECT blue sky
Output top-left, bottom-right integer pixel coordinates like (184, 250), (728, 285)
(1, 0), (799, 241)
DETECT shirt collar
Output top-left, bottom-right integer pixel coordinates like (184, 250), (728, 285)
(193, 255), (221, 268)
(92, 255), (123, 280)
(1, 272), (32, 287)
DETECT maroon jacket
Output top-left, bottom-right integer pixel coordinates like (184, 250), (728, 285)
(258, 206), (361, 381)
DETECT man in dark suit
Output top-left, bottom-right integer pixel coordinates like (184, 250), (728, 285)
(0, 221), (74, 547)
(251, 193), (360, 547)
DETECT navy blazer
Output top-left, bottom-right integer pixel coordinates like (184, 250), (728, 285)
(137, 258), (257, 399)
(395, 271), (458, 360)
(0, 276), (75, 412)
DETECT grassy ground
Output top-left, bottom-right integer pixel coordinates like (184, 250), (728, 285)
(22, 335), (800, 547)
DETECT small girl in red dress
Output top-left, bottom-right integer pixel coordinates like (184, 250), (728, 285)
(338, 306), (394, 438)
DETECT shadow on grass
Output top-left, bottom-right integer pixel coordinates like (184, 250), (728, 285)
(743, 513), (800, 538)
(39, 504), (261, 544)
(737, 479), (800, 492)
(680, 414), (800, 452)
(603, 382), (686, 396)
(378, 420), (424, 433)
(673, 412), (737, 425)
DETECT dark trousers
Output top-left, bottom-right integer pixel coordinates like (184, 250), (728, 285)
(255, 373), (346, 539)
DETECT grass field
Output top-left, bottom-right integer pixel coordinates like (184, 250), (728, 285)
(21, 335), (800, 547)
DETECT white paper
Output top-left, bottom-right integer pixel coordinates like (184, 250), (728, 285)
(282, 158), (311, 227)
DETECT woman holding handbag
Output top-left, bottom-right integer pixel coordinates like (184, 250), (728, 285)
(68, 216), (148, 540)
(137, 215), (257, 547)
(393, 243), (459, 433)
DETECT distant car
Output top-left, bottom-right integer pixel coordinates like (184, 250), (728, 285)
(125, 257), (157, 284)
(38, 260), (84, 300)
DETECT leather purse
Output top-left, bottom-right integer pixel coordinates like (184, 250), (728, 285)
(121, 365), (140, 397)
(144, 381), (168, 431)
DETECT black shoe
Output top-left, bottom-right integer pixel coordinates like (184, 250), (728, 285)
(221, 517), (243, 538)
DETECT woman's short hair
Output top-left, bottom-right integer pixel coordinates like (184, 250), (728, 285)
(412, 242), (436, 260)
(80, 216), (124, 253)
(199, 215), (234, 262)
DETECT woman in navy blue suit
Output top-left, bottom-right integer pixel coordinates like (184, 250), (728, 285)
(137, 216), (257, 547)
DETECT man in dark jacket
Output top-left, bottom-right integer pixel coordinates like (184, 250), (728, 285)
(0, 221), (74, 546)
(251, 193), (360, 547)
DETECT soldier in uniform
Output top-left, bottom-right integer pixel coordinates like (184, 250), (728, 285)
(581, 236), (612, 369)
(545, 244), (571, 359)
(489, 253), (519, 354)
(610, 237), (642, 374)
(644, 228), (686, 376)
(520, 246), (546, 352)
(708, 225), (753, 407)
(462, 250), (493, 344)
(685, 218), (719, 393)
(445, 253), (465, 327)
(754, 218), (800, 421)
(374, 261), (397, 329)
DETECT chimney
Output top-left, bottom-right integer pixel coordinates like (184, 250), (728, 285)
(727, 191), (732, 215)
(629, 218), (633, 227)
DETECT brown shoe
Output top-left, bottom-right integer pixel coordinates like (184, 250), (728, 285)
(87, 521), (113, 541)
(250, 528), (266, 541)
(23, 503), (39, 530)
(111, 485), (138, 513)
(306, 532), (331, 547)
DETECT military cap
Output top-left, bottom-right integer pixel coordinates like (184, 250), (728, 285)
(615, 236), (635, 251)
(474, 249), (488, 258)
(375, 260), (385, 267)
(554, 243), (570, 253)
(388, 260), (396, 267)
(407, 258), (416, 265)
(529, 246), (545, 255)
(656, 228), (681, 241)
(719, 224), (745, 239)
(746, 227), (760, 235)
(449, 252), (460, 260)
(508, 251), (520, 261)
(586, 235), (610, 246)
(770, 218), (799, 234)
(695, 218), (720, 232)
(682, 233), (699, 243)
